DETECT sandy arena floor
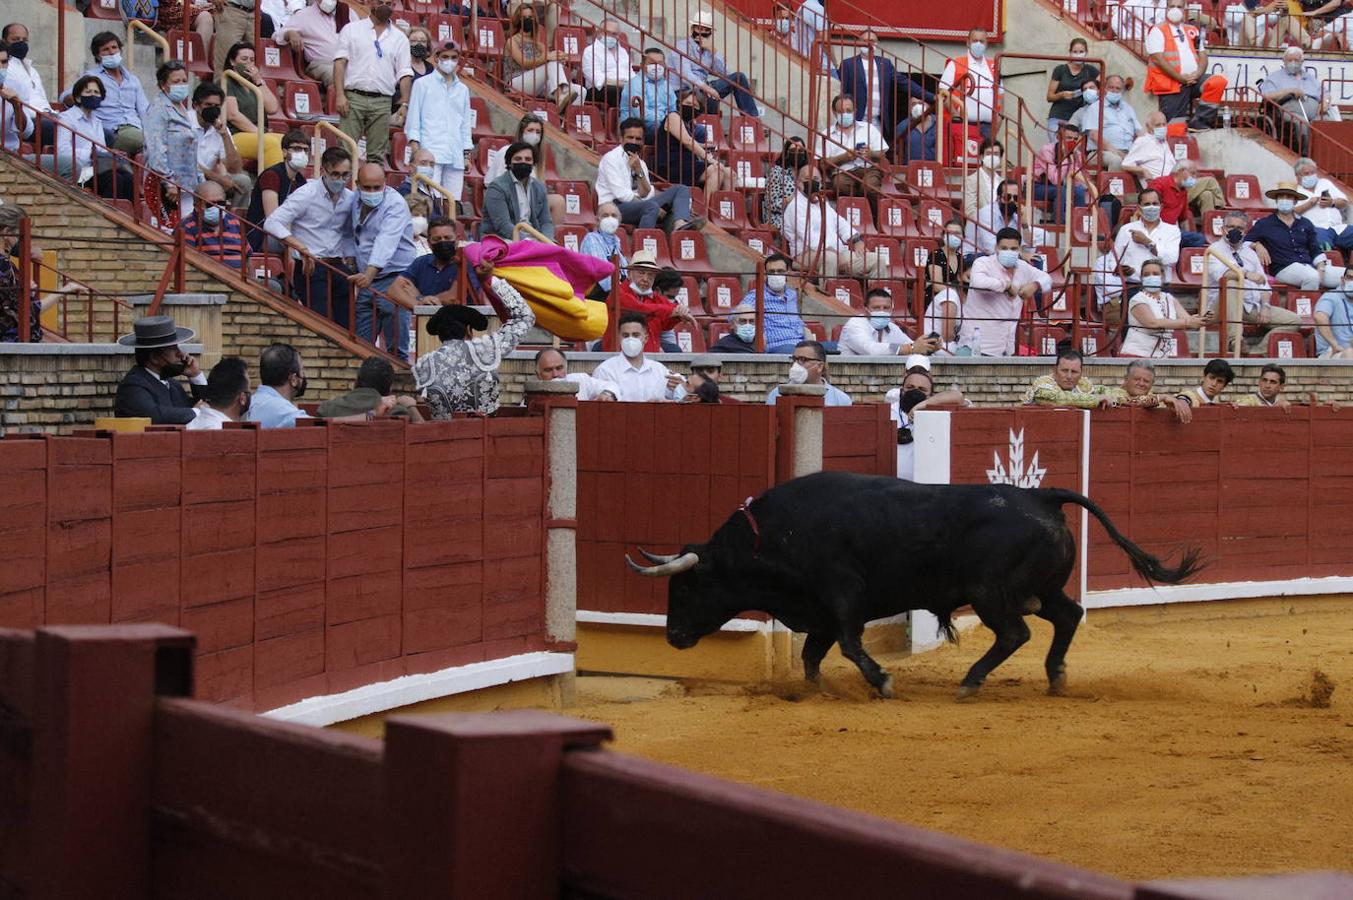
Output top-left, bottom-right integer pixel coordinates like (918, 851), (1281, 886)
(566, 597), (1353, 881)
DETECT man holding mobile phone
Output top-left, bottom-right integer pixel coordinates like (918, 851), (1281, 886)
(114, 316), (209, 425)
(819, 94), (888, 200)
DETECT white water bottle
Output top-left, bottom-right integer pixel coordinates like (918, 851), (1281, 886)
(967, 324), (983, 357)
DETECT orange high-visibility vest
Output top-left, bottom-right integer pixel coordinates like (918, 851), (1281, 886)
(1145, 23), (1200, 96)
(947, 55), (1001, 121)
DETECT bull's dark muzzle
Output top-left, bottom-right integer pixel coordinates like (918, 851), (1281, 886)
(667, 631), (700, 650)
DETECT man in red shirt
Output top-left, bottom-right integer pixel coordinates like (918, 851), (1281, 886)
(601, 248), (695, 351)
(1146, 157), (1219, 249)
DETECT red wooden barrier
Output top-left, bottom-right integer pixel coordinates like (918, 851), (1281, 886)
(0, 417), (551, 713)
(823, 404), (896, 477)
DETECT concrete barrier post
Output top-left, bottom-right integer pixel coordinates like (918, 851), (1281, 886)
(525, 379), (579, 665)
(773, 384), (826, 483)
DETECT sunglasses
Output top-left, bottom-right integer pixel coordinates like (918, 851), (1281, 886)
(693, 28), (713, 37)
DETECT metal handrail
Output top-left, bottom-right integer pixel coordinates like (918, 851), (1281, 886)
(220, 68), (268, 153)
(127, 19), (169, 75)
(316, 120), (359, 185)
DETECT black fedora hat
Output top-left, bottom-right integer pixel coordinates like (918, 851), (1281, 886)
(117, 315), (196, 349)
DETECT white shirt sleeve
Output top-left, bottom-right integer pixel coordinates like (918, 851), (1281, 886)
(1157, 225), (1181, 267)
(939, 60), (957, 91)
(334, 22), (353, 61)
(595, 149), (635, 204)
(837, 317), (877, 355)
(264, 184), (303, 240)
(1144, 26), (1165, 56)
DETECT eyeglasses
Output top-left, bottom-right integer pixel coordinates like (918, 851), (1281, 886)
(693, 29), (713, 37)
(790, 355), (822, 366)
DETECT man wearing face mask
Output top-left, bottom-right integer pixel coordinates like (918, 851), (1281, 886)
(278, 0), (342, 88)
(710, 301), (760, 353)
(483, 141), (555, 241)
(248, 343), (312, 428)
(1260, 46), (1335, 152)
(963, 227), (1052, 356)
(620, 49), (679, 143)
(592, 313), (687, 402)
(405, 42), (471, 203)
(819, 94), (888, 199)
(1314, 265), (1353, 359)
(266, 146), (357, 328)
(739, 253), (810, 353)
(333, 0), (413, 165)
(672, 11), (761, 118)
(114, 316), (209, 425)
(970, 178), (1047, 256)
(599, 250), (693, 353)
(1293, 157), (1353, 253)
(838, 288), (940, 356)
(3, 23), (55, 146)
(1113, 188), (1180, 286)
(350, 162), (417, 359)
(394, 217), (460, 307)
(1121, 111), (1174, 189)
(891, 364), (968, 481)
(1246, 181), (1341, 291)
(596, 118), (701, 231)
(81, 33), (148, 156)
(398, 147), (450, 219)
(580, 202), (629, 295)
(939, 28), (1000, 140)
(897, 99), (937, 164)
(781, 167), (882, 279)
(194, 83), (252, 214)
(1075, 74), (1142, 171)
(838, 30), (933, 138)
(186, 357), (253, 430)
(247, 129), (309, 251)
(533, 348), (619, 401)
(765, 340), (852, 406)
(1208, 209), (1301, 355)
(962, 138), (1005, 219)
(1144, 0), (1210, 129)
(183, 181), (247, 269)
(581, 20), (631, 108)
(1146, 159), (1214, 248)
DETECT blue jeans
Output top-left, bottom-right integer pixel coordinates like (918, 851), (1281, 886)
(1032, 181), (1088, 224)
(1314, 225), (1353, 253)
(1180, 231), (1207, 249)
(707, 73), (760, 117)
(617, 184), (692, 229)
(355, 271), (411, 361)
(293, 256), (353, 330)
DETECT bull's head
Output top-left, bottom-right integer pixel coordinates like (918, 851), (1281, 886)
(625, 547), (731, 650)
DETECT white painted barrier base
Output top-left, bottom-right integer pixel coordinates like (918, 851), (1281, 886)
(1084, 577), (1353, 609)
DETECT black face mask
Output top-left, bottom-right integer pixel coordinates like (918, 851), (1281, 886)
(199, 104), (222, 124)
(694, 379), (720, 404)
(292, 374), (307, 399)
(8, 41), (29, 61)
(899, 387), (929, 414)
(431, 240), (456, 261)
(238, 392), (251, 416)
(680, 106), (697, 121)
(80, 95), (103, 111)
(411, 43), (429, 59)
(521, 17), (536, 32)
(803, 180), (821, 195)
(511, 162), (534, 181)
(623, 141), (643, 156)
(1000, 200), (1019, 218)
(1226, 227), (1244, 245)
(784, 149), (807, 169)
(160, 360), (187, 379)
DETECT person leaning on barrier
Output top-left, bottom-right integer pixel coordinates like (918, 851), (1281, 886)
(765, 340), (852, 407)
(1313, 265), (1353, 358)
(533, 348), (618, 401)
(838, 287), (940, 357)
(710, 300), (758, 353)
(318, 356), (423, 421)
(1234, 363), (1295, 409)
(186, 356), (252, 431)
(961, 228), (1053, 357)
(1105, 359), (1163, 408)
(1171, 357), (1235, 424)
(114, 316), (208, 425)
(1024, 348), (1112, 409)
(892, 363), (970, 482)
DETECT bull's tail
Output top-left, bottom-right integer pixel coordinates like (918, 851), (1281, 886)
(1041, 488), (1205, 585)
(936, 611), (959, 645)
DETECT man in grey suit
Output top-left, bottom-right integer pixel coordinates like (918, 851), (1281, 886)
(482, 141), (555, 241)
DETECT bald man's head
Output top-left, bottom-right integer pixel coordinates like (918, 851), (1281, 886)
(357, 163), (387, 193)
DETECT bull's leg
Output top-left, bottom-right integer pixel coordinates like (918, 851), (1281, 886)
(801, 633), (834, 684)
(1035, 591), (1083, 695)
(836, 625), (893, 698)
(955, 611), (1031, 700)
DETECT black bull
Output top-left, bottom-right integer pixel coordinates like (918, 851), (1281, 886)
(626, 472), (1202, 699)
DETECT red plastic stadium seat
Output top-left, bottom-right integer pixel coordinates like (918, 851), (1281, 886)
(1266, 331), (1307, 359)
(389, 131), (410, 172)
(259, 40), (302, 82)
(553, 25), (587, 63)
(727, 151), (763, 186)
(863, 237), (905, 279)
(669, 232), (712, 271)
(556, 224), (588, 253)
(248, 254), (287, 286)
(554, 181), (596, 227)
(693, 114), (725, 148)
(835, 197), (875, 236)
(469, 97), (495, 140)
(566, 104), (606, 143)
(632, 228), (674, 266)
(84, 0), (124, 19)
(474, 137), (508, 176)
(1029, 325), (1067, 357)
(913, 201), (947, 238)
(171, 32), (212, 80)
(705, 276), (744, 315)
(1175, 248), (1207, 288)
(804, 321), (827, 342)
(674, 275), (705, 316)
(728, 115), (770, 154)
(707, 320), (732, 343)
(670, 319), (707, 352)
(1097, 170), (1131, 201)
(1167, 136), (1200, 163)
(906, 161), (943, 195)
(877, 198), (914, 238)
(823, 278), (863, 310)
(429, 13), (466, 46)
(707, 190), (748, 230)
(473, 18), (506, 58)
(900, 239), (932, 279)
(284, 81), (325, 119)
(1071, 207), (1110, 246)
(1225, 175), (1265, 211)
(1078, 324), (1109, 357)
(742, 230), (775, 256)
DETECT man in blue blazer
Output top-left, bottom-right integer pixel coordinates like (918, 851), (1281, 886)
(481, 141), (555, 241)
(837, 31), (935, 139)
(113, 315), (208, 425)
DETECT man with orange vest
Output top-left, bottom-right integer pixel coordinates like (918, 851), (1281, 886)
(1144, 0), (1212, 129)
(939, 28), (1000, 141)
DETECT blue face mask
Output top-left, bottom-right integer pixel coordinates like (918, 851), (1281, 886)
(997, 248), (1019, 268)
(869, 312), (893, 329)
(1082, 89), (1099, 105)
(735, 322), (756, 342)
(322, 174), (347, 194)
(1141, 204), (1161, 222)
(167, 83), (190, 103)
(1106, 91), (1122, 105)
(1141, 274), (1163, 291)
(1152, 126), (1167, 140)
(0, 72), (6, 89)
(1276, 198), (1296, 215)
(101, 52), (123, 70)
(1182, 176), (1197, 189)
(202, 205), (222, 226)
(359, 190), (384, 208)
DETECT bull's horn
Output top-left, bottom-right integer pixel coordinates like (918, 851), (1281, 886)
(625, 552), (700, 577)
(638, 547), (681, 565)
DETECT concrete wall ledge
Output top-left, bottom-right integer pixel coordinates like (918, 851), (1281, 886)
(128, 293), (229, 307)
(0, 343), (203, 356)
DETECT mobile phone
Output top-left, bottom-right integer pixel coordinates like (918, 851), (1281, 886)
(927, 331), (941, 340)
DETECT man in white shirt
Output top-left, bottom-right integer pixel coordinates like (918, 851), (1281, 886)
(819, 94), (887, 198)
(533, 347), (618, 400)
(405, 41), (471, 201)
(1113, 187), (1180, 285)
(581, 20), (631, 108)
(939, 28), (1000, 138)
(1294, 156), (1353, 253)
(1121, 111), (1174, 189)
(192, 82), (252, 210)
(278, 0), (342, 87)
(265, 145), (357, 328)
(962, 227), (1053, 355)
(2, 23), (55, 145)
(1143, 0), (1208, 126)
(839, 287), (940, 356)
(186, 356), (252, 430)
(596, 117), (702, 231)
(332, 0), (413, 164)
(1207, 210), (1301, 355)
(780, 165), (882, 278)
(592, 313), (685, 401)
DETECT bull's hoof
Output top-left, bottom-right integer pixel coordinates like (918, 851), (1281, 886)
(955, 684), (980, 701)
(1048, 676), (1068, 696)
(877, 675), (895, 699)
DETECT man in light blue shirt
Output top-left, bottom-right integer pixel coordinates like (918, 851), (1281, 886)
(765, 340), (853, 406)
(351, 162), (417, 360)
(80, 31), (150, 155)
(1075, 74), (1141, 170)
(248, 343), (311, 428)
(620, 49), (678, 141)
(739, 252), (807, 353)
(671, 11), (760, 118)
(579, 202), (628, 293)
(1314, 267), (1353, 358)
(404, 42), (471, 204)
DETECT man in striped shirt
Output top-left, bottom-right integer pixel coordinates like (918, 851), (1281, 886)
(182, 181), (245, 269)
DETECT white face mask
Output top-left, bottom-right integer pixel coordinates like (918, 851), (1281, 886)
(319, 0), (337, 12)
(415, 163), (434, 179)
(522, 131), (541, 146)
(289, 150), (309, 170)
(438, 58), (458, 75)
(911, 102), (925, 119)
(1165, 6), (1184, 22)
(982, 153), (1001, 170)
(969, 41), (986, 58)
(836, 111), (855, 128)
(787, 362), (809, 384)
(411, 215), (428, 235)
(621, 336), (644, 358)
(599, 215), (620, 235)
(603, 35), (619, 49)
(766, 273), (788, 292)
(646, 64), (664, 81)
